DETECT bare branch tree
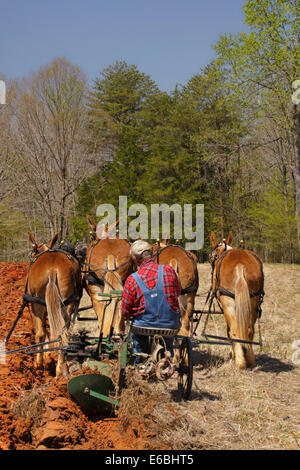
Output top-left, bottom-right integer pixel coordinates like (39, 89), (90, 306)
(12, 57), (98, 241)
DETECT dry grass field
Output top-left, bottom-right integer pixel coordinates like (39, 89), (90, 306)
(1, 262), (299, 450)
(120, 263), (300, 450)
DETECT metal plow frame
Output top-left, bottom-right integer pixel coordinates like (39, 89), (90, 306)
(66, 290), (131, 413)
(1, 288), (263, 415)
(192, 298), (263, 349)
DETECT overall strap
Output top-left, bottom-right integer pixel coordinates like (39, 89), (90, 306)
(132, 265), (164, 294)
(156, 264), (164, 290)
(131, 271), (150, 294)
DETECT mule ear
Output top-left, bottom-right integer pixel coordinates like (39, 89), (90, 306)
(96, 224), (105, 239)
(28, 232), (37, 250)
(106, 219), (120, 238)
(86, 214), (97, 232)
(209, 232), (218, 249)
(47, 232), (59, 249)
(226, 231), (234, 246)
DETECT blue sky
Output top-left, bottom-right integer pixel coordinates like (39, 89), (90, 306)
(1, 0), (248, 92)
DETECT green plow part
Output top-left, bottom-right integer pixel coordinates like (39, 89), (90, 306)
(67, 288), (128, 412)
(67, 372), (121, 412)
(98, 291), (123, 298)
(67, 341), (128, 412)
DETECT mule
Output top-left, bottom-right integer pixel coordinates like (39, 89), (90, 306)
(84, 215), (134, 337)
(153, 241), (199, 336)
(26, 232), (82, 377)
(209, 231), (264, 369)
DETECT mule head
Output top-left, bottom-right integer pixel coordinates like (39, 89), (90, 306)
(209, 231), (234, 264)
(153, 237), (177, 250)
(151, 238), (161, 256)
(97, 219), (121, 240)
(161, 236), (169, 248)
(28, 232), (59, 259)
(86, 214), (121, 242)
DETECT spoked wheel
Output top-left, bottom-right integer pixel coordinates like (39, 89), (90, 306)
(176, 336), (193, 401)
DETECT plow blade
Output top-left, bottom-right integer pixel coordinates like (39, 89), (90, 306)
(67, 373), (120, 412)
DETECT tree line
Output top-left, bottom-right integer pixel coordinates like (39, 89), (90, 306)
(0, 0), (299, 263)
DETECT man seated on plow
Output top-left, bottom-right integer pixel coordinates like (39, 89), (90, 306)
(121, 240), (181, 367)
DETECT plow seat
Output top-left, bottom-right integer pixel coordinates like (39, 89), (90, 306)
(131, 325), (180, 337)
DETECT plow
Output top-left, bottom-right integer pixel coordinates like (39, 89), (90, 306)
(1, 289), (197, 413)
(65, 289), (196, 412)
(1, 287), (263, 414)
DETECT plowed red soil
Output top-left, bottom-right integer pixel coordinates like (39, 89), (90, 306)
(0, 262), (147, 450)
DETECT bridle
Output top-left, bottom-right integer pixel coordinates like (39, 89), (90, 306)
(209, 241), (232, 267)
(29, 242), (50, 261)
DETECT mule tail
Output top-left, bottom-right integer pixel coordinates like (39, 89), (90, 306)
(169, 258), (184, 310)
(45, 270), (68, 346)
(169, 258), (193, 336)
(101, 255), (123, 336)
(169, 258), (178, 274)
(234, 263), (251, 340)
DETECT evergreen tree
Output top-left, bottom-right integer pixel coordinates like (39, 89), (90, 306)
(72, 61), (158, 238)
(87, 60), (159, 152)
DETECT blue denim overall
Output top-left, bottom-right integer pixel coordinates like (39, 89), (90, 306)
(131, 265), (181, 364)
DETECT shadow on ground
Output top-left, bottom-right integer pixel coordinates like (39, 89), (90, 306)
(192, 348), (227, 370)
(255, 354), (295, 373)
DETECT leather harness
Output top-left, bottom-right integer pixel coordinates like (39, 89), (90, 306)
(25, 248), (82, 308)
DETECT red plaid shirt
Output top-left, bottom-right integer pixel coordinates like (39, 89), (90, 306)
(121, 258), (181, 319)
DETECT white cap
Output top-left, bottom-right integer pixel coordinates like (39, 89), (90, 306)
(130, 240), (152, 257)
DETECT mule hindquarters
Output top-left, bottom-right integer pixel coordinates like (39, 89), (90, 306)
(30, 301), (50, 370)
(162, 252), (198, 337)
(178, 292), (196, 336)
(88, 254), (125, 337)
(28, 254), (81, 377)
(220, 263), (260, 369)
